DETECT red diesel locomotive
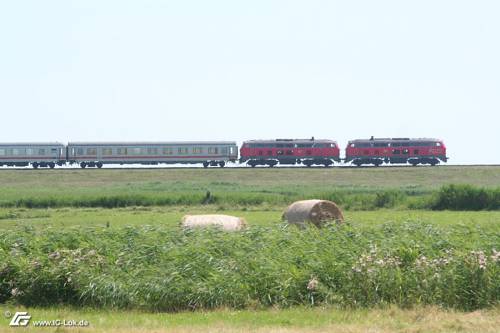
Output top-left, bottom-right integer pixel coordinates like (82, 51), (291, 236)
(240, 138), (340, 167)
(345, 137), (448, 166)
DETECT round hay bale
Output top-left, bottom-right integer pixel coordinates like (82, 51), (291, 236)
(282, 199), (344, 227)
(181, 214), (247, 231)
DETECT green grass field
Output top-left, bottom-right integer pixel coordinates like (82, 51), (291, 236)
(0, 166), (499, 332)
(0, 166), (498, 210)
(1, 305), (499, 333)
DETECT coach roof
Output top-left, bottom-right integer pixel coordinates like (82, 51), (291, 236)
(0, 142), (64, 146)
(67, 141), (237, 146)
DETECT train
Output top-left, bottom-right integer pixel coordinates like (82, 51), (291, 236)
(0, 137), (447, 169)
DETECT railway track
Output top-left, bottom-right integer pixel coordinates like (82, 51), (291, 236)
(0, 164), (498, 171)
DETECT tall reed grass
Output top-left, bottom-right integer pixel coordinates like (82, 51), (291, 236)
(1, 222), (498, 311)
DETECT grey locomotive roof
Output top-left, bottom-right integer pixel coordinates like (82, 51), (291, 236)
(67, 141), (237, 146)
(243, 138), (337, 143)
(348, 138), (441, 143)
(0, 142), (64, 146)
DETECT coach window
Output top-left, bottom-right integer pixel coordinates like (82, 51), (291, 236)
(76, 148), (83, 155)
(38, 148), (45, 155)
(178, 147), (188, 155)
(103, 148), (113, 155)
(163, 147), (173, 155)
(130, 148), (141, 155)
(147, 148), (158, 155)
(87, 148), (97, 155)
(26, 148), (33, 155)
(192, 147), (202, 154)
(0, 149), (4, 155)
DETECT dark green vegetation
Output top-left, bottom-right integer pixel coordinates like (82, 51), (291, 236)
(0, 221), (498, 311)
(0, 166), (498, 210)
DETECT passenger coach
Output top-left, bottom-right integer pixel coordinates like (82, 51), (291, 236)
(345, 137), (448, 166)
(67, 141), (238, 168)
(0, 143), (65, 168)
(240, 138), (340, 167)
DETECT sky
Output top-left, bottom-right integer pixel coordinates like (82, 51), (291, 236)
(0, 1), (498, 164)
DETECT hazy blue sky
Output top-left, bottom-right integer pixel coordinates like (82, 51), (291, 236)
(0, 1), (498, 164)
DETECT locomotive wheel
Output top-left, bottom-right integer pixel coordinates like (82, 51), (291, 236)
(219, 161), (225, 168)
(96, 162), (103, 169)
(80, 162), (87, 169)
(49, 162), (55, 169)
(203, 162), (209, 168)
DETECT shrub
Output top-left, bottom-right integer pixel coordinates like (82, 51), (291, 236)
(430, 184), (500, 211)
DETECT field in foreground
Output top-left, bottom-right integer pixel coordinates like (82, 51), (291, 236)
(0, 167), (499, 331)
(1, 306), (499, 333)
